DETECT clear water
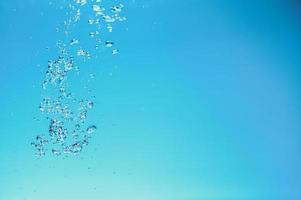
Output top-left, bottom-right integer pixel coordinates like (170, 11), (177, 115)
(0, 0), (301, 199)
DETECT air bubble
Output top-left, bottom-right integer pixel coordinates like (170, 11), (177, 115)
(87, 101), (94, 108)
(112, 49), (119, 55)
(70, 39), (79, 45)
(105, 41), (114, 47)
(107, 24), (113, 32)
(76, 0), (87, 6)
(77, 49), (90, 58)
(87, 125), (97, 134)
(92, 5), (104, 16)
(52, 149), (61, 156)
(111, 5), (123, 13)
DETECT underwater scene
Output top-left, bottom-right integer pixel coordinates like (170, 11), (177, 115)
(0, 0), (301, 199)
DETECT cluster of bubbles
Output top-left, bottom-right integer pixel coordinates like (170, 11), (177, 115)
(31, 0), (126, 157)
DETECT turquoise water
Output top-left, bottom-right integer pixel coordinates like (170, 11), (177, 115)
(0, 0), (301, 199)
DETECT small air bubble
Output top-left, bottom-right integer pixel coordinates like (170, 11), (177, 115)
(87, 101), (94, 108)
(70, 39), (79, 45)
(112, 49), (119, 55)
(105, 41), (114, 47)
(52, 149), (61, 156)
(86, 125), (97, 134)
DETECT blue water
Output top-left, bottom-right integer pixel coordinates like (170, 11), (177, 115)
(0, 0), (301, 199)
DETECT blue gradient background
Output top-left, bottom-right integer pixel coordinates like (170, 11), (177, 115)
(0, 0), (301, 199)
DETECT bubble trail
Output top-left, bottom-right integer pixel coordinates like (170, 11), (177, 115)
(32, 0), (126, 157)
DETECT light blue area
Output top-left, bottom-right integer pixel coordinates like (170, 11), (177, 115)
(0, 0), (300, 199)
